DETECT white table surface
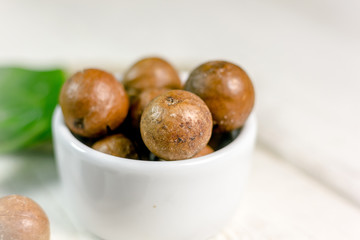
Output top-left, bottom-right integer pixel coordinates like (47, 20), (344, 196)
(1, 144), (360, 240)
(1, 0), (360, 238)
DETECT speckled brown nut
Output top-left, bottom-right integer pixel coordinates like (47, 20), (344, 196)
(140, 90), (213, 160)
(192, 145), (214, 158)
(130, 88), (170, 128)
(0, 195), (50, 240)
(92, 133), (139, 159)
(184, 61), (255, 132)
(60, 69), (129, 138)
(122, 57), (182, 99)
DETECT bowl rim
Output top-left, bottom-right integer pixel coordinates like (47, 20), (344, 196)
(52, 106), (256, 169)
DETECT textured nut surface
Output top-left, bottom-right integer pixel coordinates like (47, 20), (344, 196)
(123, 57), (182, 98)
(140, 90), (212, 160)
(192, 145), (214, 158)
(130, 88), (170, 128)
(60, 68), (129, 138)
(92, 133), (139, 159)
(0, 195), (50, 240)
(184, 61), (255, 132)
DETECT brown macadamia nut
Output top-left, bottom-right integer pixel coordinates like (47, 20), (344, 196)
(0, 195), (50, 240)
(192, 145), (214, 158)
(140, 90), (212, 160)
(130, 88), (170, 128)
(92, 134), (139, 159)
(60, 69), (129, 138)
(184, 61), (255, 132)
(122, 57), (182, 99)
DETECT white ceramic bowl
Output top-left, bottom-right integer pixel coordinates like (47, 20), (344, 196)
(52, 106), (257, 240)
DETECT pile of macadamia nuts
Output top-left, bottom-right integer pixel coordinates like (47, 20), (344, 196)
(59, 57), (255, 161)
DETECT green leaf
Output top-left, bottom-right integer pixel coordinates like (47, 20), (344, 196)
(0, 67), (66, 153)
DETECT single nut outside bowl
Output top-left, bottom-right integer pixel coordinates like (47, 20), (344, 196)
(52, 105), (256, 240)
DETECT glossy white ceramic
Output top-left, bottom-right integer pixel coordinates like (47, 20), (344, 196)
(52, 106), (257, 240)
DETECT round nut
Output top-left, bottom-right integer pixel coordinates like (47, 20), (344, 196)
(0, 195), (50, 240)
(130, 88), (170, 128)
(184, 61), (255, 132)
(92, 133), (139, 159)
(123, 57), (182, 99)
(60, 68), (129, 138)
(140, 90), (212, 160)
(192, 145), (214, 158)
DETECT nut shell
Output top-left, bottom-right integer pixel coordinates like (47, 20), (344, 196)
(130, 88), (170, 128)
(92, 134), (139, 159)
(0, 195), (50, 240)
(60, 68), (129, 138)
(140, 90), (212, 160)
(192, 145), (214, 158)
(123, 57), (182, 98)
(184, 61), (255, 132)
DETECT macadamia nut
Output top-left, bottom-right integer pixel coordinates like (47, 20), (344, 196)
(0, 195), (50, 240)
(185, 61), (255, 132)
(60, 68), (129, 138)
(140, 90), (212, 160)
(123, 57), (182, 99)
